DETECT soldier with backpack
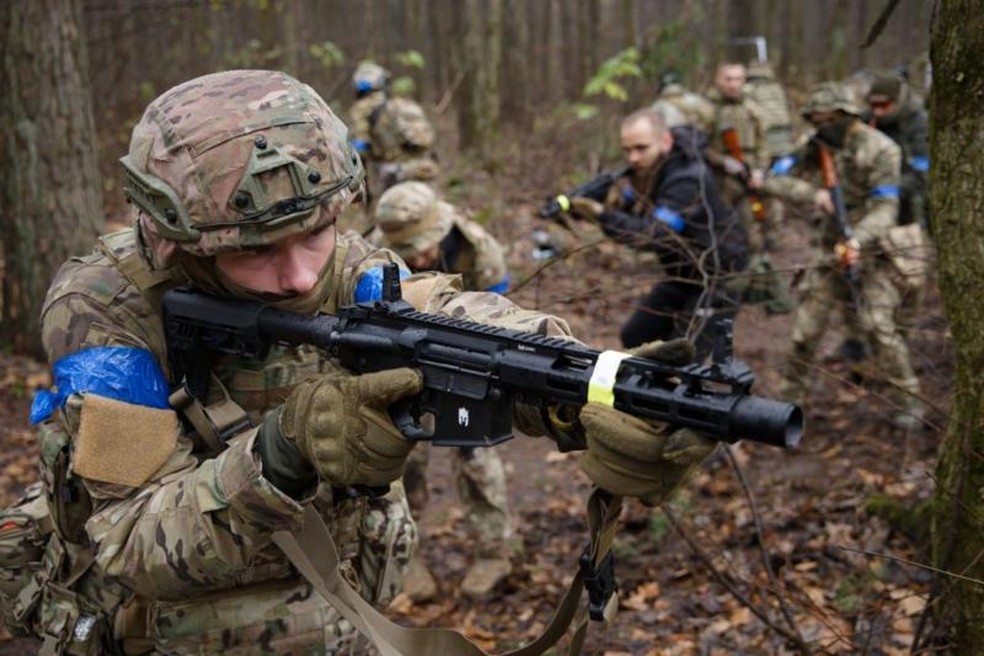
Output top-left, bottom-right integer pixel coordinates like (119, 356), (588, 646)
(348, 62), (439, 196)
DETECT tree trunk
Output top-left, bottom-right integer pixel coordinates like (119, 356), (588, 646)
(0, 0), (104, 357)
(456, 0), (502, 159)
(928, 1), (984, 651)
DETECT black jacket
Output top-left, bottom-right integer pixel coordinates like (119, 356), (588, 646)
(595, 126), (749, 281)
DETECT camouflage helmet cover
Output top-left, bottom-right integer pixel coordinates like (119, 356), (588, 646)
(374, 181), (453, 259)
(122, 69), (364, 257)
(353, 62), (390, 93)
(800, 82), (862, 119)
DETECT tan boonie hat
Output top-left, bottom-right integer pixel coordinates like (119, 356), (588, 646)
(374, 181), (453, 258)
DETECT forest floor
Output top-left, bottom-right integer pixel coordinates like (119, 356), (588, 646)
(0, 172), (951, 654)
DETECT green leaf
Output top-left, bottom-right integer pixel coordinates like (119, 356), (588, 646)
(391, 76), (417, 97)
(395, 49), (426, 70)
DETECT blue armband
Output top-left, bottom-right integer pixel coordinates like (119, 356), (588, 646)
(769, 155), (797, 176)
(621, 186), (636, 204)
(355, 79), (375, 94)
(870, 185), (900, 199)
(653, 206), (686, 233)
(908, 156), (929, 173)
(351, 139), (370, 154)
(30, 346), (171, 424)
(354, 265), (411, 304)
(484, 276), (511, 295)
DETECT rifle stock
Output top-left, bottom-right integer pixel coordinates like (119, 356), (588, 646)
(163, 265), (803, 451)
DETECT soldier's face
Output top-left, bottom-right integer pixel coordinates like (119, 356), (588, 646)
(867, 95), (897, 119)
(215, 222), (336, 296)
(715, 65), (746, 100)
(621, 118), (672, 173)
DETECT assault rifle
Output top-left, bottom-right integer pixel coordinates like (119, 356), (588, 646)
(539, 164), (631, 225)
(163, 263), (802, 451)
(817, 144), (863, 313)
(720, 127), (768, 221)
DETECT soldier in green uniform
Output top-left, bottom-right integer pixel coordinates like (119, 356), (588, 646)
(369, 181), (512, 599)
(763, 83), (923, 430)
(10, 70), (715, 654)
(652, 70), (715, 132)
(705, 62), (770, 252)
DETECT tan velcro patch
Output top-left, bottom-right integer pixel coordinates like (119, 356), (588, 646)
(72, 394), (178, 487)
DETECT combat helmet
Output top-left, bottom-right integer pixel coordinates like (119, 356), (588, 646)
(122, 69), (364, 258)
(800, 82), (862, 119)
(352, 62), (390, 95)
(374, 181), (453, 260)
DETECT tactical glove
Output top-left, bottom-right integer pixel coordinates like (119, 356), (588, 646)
(579, 409), (715, 506)
(578, 338), (715, 506)
(262, 368), (423, 490)
(569, 197), (605, 221)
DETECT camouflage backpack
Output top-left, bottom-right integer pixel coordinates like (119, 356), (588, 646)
(744, 78), (793, 157)
(370, 97), (436, 159)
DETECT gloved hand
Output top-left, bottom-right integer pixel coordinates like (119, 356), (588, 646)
(260, 368), (423, 491)
(834, 237), (861, 270)
(569, 197), (605, 221)
(578, 338), (715, 506)
(579, 409), (716, 506)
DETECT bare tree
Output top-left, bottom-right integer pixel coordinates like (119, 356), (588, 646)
(927, 0), (984, 650)
(0, 0), (104, 357)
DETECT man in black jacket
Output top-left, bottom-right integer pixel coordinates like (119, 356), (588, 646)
(571, 109), (749, 354)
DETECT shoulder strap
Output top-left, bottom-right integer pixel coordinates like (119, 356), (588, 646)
(273, 488), (622, 656)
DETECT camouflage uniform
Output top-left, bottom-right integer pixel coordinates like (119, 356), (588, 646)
(25, 71), (574, 654)
(653, 82), (715, 133)
(763, 83), (923, 427)
(369, 182), (513, 596)
(347, 63), (438, 198)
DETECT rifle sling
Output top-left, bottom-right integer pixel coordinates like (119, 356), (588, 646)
(273, 487), (623, 656)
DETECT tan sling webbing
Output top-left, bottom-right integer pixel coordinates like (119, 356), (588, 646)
(168, 376), (252, 456)
(273, 488), (622, 656)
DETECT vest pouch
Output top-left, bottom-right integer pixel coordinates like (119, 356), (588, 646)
(38, 419), (93, 545)
(38, 581), (112, 656)
(0, 483), (52, 636)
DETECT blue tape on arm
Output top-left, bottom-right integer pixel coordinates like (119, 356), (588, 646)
(351, 139), (370, 154)
(770, 155), (797, 176)
(870, 185), (900, 198)
(484, 275), (511, 294)
(653, 206), (686, 233)
(908, 156), (929, 173)
(29, 346), (171, 424)
(355, 80), (375, 94)
(621, 186), (636, 204)
(354, 266), (411, 303)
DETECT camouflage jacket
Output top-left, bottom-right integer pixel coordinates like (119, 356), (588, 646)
(370, 211), (509, 293)
(348, 90), (387, 157)
(762, 120), (901, 251)
(705, 88), (769, 170)
(37, 228), (570, 652)
(655, 84), (715, 132)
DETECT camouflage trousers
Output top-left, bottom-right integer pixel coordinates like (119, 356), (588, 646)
(780, 261), (921, 414)
(403, 446), (511, 557)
